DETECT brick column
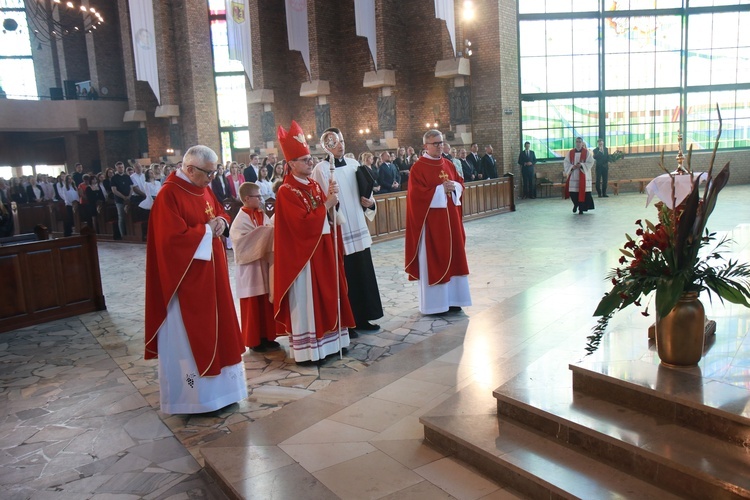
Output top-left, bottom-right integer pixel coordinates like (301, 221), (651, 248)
(170, 0), (220, 152)
(85, 0), (127, 100)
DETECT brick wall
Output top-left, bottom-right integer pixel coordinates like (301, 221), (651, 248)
(98, 130), (135, 172)
(86, 1), (127, 100)
(154, 0), (180, 106)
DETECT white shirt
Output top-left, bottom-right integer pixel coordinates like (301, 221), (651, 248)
(130, 172), (146, 194)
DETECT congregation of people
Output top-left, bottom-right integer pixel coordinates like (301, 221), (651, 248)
(0, 136), (615, 244)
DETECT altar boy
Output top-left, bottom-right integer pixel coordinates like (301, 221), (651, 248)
(229, 182), (278, 352)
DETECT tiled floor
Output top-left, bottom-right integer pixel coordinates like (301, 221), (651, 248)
(2, 184), (749, 499)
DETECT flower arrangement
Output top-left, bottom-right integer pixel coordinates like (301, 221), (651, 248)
(609, 150), (625, 164)
(587, 112), (750, 353)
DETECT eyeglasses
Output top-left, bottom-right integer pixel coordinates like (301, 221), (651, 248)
(190, 165), (217, 178)
(427, 141), (444, 147)
(293, 157), (315, 164)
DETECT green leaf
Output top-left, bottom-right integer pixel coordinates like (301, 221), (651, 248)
(698, 163), (730, 235)
(619, 249), (634, 258)
(594, 290), (625, 317)
(705, 276), (750, 307)
(655, 276), (686, 318)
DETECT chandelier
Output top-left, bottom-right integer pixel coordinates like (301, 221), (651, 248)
(23, 0), (105, 44)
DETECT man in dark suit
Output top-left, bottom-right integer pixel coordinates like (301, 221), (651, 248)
(72, 163), (84, 186)
(593, 138), (610, 197)
(466, 143), (481, 179)
(243, 154), (260, 182)
(518, 141), (537, 199)
(458, 148), (475, 181)
(480, 145), (498, 180)
(377, 151), (401, 192)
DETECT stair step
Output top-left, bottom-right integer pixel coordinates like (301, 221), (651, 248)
(494, 367), (750, 499)
(570, 360), (750, 446)
(421, 409), (681, 500)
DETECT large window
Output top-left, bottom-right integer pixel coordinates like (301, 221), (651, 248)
(208, 0), (250, 163)
(0, 0), (38, 99)
(519, 1), (750, 159)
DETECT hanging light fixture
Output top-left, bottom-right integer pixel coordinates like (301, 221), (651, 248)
(24, 0), (106, 46)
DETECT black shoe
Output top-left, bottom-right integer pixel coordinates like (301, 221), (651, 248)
(578, 209), (583, 214)
(448, 306), (462, 312)
(573, 206), (577, 213)
(262, 339), (281, 349)
(602, 194), (609, 197)
(348, 330), (359, 338)
(356, 322), (380, 331)
(251, 344), (267, 353)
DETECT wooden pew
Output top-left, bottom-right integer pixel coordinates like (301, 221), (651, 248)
(608, 178), (653, 195)
(0, 226), (106, 334)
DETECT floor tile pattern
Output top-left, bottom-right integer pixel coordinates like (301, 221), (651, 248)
(2, 185), (749, 498)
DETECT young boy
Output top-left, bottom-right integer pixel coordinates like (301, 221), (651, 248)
(229, 182), (279, 352)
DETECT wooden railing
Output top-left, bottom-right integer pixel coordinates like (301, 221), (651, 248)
(0, 226), (106, 334)
(9, 176), (515, 245)
(11, 199), (149, 243)
(368, 175), (516, 242)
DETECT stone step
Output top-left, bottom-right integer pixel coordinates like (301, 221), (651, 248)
(421, 409), (681, 500)
(494, 367), (750, 499)
(570, 360), (750, 446)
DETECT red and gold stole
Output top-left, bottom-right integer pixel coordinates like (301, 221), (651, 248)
(564, 148), (587, 202)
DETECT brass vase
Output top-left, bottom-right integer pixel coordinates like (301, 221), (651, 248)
(655, 292), (705, 367)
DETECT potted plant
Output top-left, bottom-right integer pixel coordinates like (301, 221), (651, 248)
(589, 111), (750, 365)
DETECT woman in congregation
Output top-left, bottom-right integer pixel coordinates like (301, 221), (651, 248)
(95, 173), (108, 199)
(140, 169), (161, 209)
(85, 174), (106, 233)
(226, 162), (245, 201)
(26, 175), (45, 202)
(270, 161), (285, 183)
(61, 175), (79, 236)
(256, 164), (274, 202)
(358, 152), (381, 195)
(261, 156), (274, 180)
(102, 168), (116, 201)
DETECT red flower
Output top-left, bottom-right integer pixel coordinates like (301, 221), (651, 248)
(635, 219), (642, 227)
(636, 228), (644, 236)
(619, 256), (627, 264)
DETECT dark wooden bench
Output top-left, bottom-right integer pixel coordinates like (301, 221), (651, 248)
(609, 178), (652, 195)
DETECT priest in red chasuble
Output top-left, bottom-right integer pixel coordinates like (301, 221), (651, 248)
(273, 120), (355, 363)
(563, 136), (595, 214)
(405, 129), (472, 315)
(145, 145), (247, 415)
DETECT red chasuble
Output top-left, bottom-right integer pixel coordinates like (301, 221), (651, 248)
(404, 155), (469, 285)
(273, 175), (354, 337)
(144, 172), (244, 377)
